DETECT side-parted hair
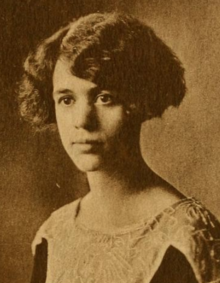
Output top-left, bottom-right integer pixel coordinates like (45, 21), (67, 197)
(18, 12), (186, 130)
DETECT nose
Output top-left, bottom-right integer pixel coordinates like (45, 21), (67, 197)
(73, 100), (97, 130)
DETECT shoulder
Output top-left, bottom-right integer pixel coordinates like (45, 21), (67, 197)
(153, 197), (220, 241)
(166, 198), (220, 282)
(169, 198), (220, 237)
(31, 198), (81, 255)
(165, 197), (220, 246)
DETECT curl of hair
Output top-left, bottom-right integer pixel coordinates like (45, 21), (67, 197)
(18, 12), (186, 130)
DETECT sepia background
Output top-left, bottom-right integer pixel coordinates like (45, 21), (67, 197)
(1, 0), (220, 282)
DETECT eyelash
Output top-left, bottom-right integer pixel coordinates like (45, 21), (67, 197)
(58, 93), (116, 106)
(95, 94), (114, 105)
(58, 96), (75, 106)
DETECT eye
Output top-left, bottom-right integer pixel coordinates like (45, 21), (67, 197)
(95, 93), (114, 105)
(58, 96), (75, 106)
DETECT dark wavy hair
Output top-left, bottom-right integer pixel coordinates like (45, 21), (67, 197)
(18, 12), (186, 130)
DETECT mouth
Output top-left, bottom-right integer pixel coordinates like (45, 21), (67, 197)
(73, 139), (102, 145)
(73, 139), (102, 144)
(72, 140), (103, 152)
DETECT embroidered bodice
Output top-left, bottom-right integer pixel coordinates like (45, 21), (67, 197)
(32, 198), (220, 283)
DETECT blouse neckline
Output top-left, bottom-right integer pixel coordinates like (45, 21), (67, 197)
(72, 197), (195, 237)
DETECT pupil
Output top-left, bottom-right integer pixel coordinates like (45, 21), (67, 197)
(65, 98), (71, 104)
(102, 96), (109, 102)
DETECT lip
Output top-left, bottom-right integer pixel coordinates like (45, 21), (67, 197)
(73, 139), (102, 144)
(72, 141), (103, 152)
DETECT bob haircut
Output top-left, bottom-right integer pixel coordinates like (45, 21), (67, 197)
(18, 12), (186, 131)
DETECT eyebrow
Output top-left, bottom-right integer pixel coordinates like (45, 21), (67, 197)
(53, 89), (74, 97)
(53, 86), (103, 98)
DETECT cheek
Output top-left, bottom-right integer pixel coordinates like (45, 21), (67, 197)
(55, 110), (72, 144)
(98, 107), (127, 136)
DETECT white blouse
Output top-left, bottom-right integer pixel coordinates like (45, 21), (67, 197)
(32, 198), (220, 283)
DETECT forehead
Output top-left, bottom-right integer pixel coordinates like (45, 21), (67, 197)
(53, 59), (98, 94)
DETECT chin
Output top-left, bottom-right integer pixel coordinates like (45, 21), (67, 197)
(71, 154), (104, 172)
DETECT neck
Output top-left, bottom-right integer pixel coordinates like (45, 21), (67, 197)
(79, 147), (162, 230)
(86, 145), (157, 205)
(77, 141), (175, 230)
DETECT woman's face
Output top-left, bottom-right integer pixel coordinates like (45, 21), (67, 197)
(52, 59), (141, 172)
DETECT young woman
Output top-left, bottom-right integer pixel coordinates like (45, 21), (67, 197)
(19, 12), (220, 283)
